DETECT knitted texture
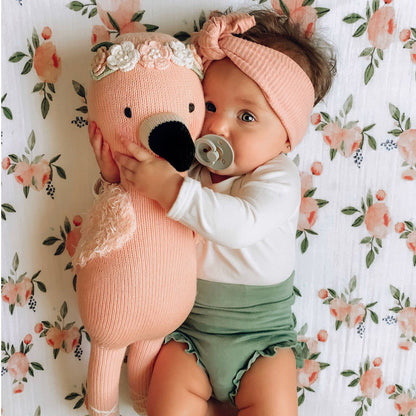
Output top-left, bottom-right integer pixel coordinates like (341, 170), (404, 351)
(77, 31), (204, 415)
(193, 12), (315, 148)
(73, 183), (136, 268)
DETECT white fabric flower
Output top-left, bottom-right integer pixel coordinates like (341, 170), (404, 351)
(106, 41), (140, 72)
(169, 41), (195, 69)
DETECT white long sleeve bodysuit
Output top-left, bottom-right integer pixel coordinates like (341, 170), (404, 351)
(168, 153), (301, 286)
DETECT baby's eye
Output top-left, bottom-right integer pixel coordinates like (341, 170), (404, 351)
(205, 102), (216, 112)
(124, 107), (132, 118)
(240, 112), (255, 122)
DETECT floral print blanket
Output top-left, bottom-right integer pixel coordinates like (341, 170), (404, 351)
(1, 1), (415, 415)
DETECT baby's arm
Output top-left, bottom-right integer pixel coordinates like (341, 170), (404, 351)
(116, 139), (300, 249)
(88, 121), (120, 184)
(169, 171), (299, 249)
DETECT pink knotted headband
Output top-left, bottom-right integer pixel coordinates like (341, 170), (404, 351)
(193, 12), (315, 148)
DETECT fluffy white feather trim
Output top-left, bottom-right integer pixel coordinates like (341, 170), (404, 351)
(73, 183), (136, 268)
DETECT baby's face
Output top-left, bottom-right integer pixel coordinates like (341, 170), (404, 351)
(201, 58), (289, 177)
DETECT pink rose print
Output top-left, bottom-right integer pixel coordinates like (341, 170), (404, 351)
(66, 227), (82, 258)
(317, 329), (328, 342)
(2, 282), (18, 304)
(7, 352), (29, 381)
(395, 221), (416, 267)
(402, 168), (416, 180)
(1, 253), (45, 315)
(15, 278), (33, 307)
(1, 337), (44, 393)
(342, 357), (383, 414)
(41, 26), (52, 40)
(310, 113), (321, 125)
(5, 130), (66, 198)
(68, 0), (153, 44)
(14, 160), (51, 191)
(298, 197), (319, 230)
(398, 340), (412, 350)
(395, 222), (405, 233)
(321, 276), (378, 332)
(375, 189), (386, 201)
(397, 129), (416, 165)
(367, 7), (396, 49)
(390, 286), (416, 350)
(62, 327), (81, 353)
(24, 334), (33, 345)
(386, 104), (415, 179)
(45, 327), (65, 350)
(348, 303), (366, 328)
(406, 231), (416, 254)
(360, 368), (384, 399)
(97, 0), (142, 30)
(91, 25), (111, 46)
(271, 0), (329, 39)
(373, 357), (382, 367)
(343, 5), (396, 83)
(2, 157), (11, 170)
(297, 336), (318, 355)
(43, 216), (83, 287)
(13, 382), (24, 394)
(33, 41), (61, 83)
(296, 170), (328, 253)
(8, 27), (61, 118)
(394, 393), (416, 415)
(297, 359), (320, 388)
(400, 29), (411, 42)
(411, 42), (416, 64)
(295, 320), (329, 406)
(400, 27), (416, 76)
(397, 307), (416, 338)
(37, 302), (86, 359)
(318, 288), (328, 299)
(34, 323), (43, 334)
(329, 298), (351, 321)
(314, 95), (376, 164)
(387, 384), (416, 416)
(364, 202), (391, 239)
(342, 190), (391, 267)
(310, 161), (323, 176)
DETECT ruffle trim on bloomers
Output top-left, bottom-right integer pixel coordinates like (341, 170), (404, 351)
(164, 332), (305, 405)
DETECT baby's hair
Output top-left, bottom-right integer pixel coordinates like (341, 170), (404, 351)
(232, 9), (337, 105)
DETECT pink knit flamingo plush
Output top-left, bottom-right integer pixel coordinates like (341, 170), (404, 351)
(73, 31), (205, 416)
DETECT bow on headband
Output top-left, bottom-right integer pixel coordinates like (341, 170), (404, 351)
(193, 13), (315, 148)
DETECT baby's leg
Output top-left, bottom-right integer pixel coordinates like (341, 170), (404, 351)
(147, 341), (212, 416)
(235, 348), (298, 416)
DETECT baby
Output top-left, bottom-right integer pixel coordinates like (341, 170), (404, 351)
(91, 9), (335, 416)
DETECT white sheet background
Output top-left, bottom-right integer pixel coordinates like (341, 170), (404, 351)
(1, 1), (415, 415)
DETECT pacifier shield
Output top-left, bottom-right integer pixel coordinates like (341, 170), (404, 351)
(195, 134), (234, 170)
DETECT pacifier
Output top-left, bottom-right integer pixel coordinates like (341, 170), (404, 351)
(194, 134), (234, 170)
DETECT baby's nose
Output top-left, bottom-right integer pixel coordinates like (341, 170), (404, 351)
(205, 114), (229, 137)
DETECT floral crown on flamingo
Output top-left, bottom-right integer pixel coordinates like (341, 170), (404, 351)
(90, 39), (204, 81)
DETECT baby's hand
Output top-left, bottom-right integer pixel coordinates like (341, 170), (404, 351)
(115, 138), (183, 211)
(88, 121), (120, 183)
